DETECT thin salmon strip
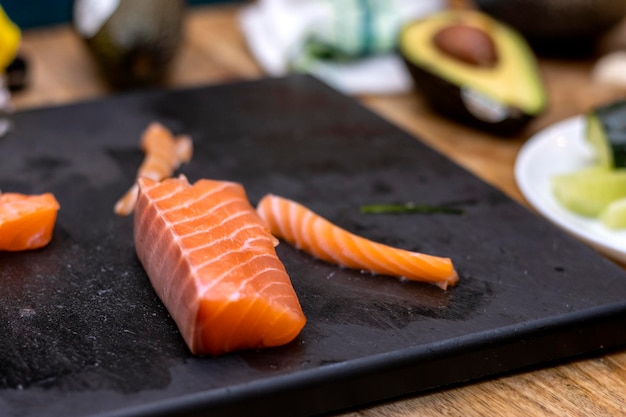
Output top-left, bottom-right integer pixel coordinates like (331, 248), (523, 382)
(134, 176), (306, 356)
(0, 191), (60, 251)
(256, 194), (459, 290)
(115, 122), (193, 216)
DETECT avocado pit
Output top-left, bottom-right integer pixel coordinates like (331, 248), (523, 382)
(432, 24), (498, 67)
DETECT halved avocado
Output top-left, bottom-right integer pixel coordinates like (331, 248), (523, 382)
(398, 10), (547, 135)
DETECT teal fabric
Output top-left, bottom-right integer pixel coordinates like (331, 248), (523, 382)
(290, 0), (404, 74)
(1, 0), (234, 29)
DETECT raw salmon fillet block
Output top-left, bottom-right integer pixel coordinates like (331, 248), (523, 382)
(134, 176), (306, 356)
(0, 192), (60, 251)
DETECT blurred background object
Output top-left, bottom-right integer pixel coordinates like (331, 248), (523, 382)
(5, 54), (28, 92)
(73, 0), (186, 89)
(239, 0), (445, 94)
(1, 0), (225, 29)
(592, 51), (626, 88)
(473, 0), (626, 56)
(0, 4), (21, 136)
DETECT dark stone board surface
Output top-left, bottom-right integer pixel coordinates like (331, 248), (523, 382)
(0, 74), (625, 417)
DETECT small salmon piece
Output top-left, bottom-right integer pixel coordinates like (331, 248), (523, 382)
(256, 194), (459, 290)
(134, 176), (306, 356)
(115, 122), (193, 216)
(0, 192), (60, 251)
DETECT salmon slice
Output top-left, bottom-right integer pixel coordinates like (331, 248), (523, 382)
(0, 191), (60, 251)
(115, 122), (193, 216)
(134, 176), (306, 356)
(256, 194), (459, 290)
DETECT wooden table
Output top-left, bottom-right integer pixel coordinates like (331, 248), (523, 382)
(12, 4), (626, 416)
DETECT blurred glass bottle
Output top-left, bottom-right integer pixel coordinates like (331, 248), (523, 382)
(73, 0), (185, 89)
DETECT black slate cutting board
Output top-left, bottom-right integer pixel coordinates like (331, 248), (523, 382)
(1, 75), (626, 417)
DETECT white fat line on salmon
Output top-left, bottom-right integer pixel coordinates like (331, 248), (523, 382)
(145, 193), (190, 268)
(178, 216), (260, 243)
(185, 230), (268, 261)
(327, 218), (449, 281)
(25, 230), (45, 247)
(262, 301), (300, 335)
(169, 209), (249, 237)
(196, 259), (289, 299)
(315, 215), (446, 281)
(305, 215), (335, 260)
(351, 235), (403, 275)
(191, 242), (275, 276)
(168, 197), (246, 225)
(318, 217), (356, 266)
(377, 243), (453, 281)
(238, 235), (270, 252)
(190, 206), (251, 228)
(146, 182), (183, 199)
(298, 210), (317, 252)
(166, 267), (195, 315)
(122, 176), (184, 215)
(354, 237), (430, 279)
(198, 281), (284, 352)
(225, 274), (291, 304)
(408, 253), (456, 280)
(271, 197), (291, 242)
(289, 200), (299, 242)
(333, 226), (371, 268)
(176, 213), (277, 259)
(156, 181), (231, 207)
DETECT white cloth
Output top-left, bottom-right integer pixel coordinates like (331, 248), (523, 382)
(239, 0), (445, 94)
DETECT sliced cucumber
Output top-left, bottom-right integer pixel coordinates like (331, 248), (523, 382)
(586, 112), (613, 168)
(599, 197), (626, 230)
(585, 99), (626, 169)
(551, 166), (626, 217)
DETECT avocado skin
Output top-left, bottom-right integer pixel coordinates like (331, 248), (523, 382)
(592, 100), (626, 168)
(401, 56), (535, 136)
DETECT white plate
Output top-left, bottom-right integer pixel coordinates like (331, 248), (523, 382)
(515, 116), (626, 264)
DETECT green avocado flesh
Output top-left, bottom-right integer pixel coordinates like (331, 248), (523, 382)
(586, 100), (626, 169)
(399, 10), (546, 132)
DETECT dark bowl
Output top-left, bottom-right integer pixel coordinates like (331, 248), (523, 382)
(474, 0), (626, 55)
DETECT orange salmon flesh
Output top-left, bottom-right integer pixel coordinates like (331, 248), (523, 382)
(115, 122), (193, 216)
(256, 194), (459, 290)
(0, 192), (60, 251)
(134, 176), (306, 356)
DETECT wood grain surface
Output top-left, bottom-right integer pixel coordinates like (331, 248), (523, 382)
(10, 3), (626, 416)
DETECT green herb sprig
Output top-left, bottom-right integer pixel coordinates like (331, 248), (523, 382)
(359, 203), (465, 215)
